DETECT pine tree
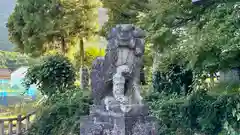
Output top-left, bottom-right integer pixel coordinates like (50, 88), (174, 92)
(7, 0), (100, 57)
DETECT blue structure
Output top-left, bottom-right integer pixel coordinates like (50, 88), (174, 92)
(0, 91), (7, 106)
(0, 67), (39, 106)
(0, 79), (9, 84)
(27, 86), (36, 100)
(0, 79), (9, 106)
(11, 67), (37, 97)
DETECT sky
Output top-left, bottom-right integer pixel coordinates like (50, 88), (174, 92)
(0, 0), (16, 51)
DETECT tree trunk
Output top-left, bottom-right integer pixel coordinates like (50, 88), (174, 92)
(79, 38), (84, 67)
(79, 37), (89, 89)
(61, 36), (67, 55)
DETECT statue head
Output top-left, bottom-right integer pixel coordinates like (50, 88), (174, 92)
(107, 24), (145, 50)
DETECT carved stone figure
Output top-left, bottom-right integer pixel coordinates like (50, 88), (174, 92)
(91, 24), (145, 112)
(81, 24), (157, 135)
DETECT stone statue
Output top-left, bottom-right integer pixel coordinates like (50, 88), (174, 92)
(81, 24), (157, 135)
(91, 24), (145, 112)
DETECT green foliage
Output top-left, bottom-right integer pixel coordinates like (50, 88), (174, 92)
(183, 90), (240, 134)
(147, 87), (240, 135)
(152, 64), (193, 95)
(6, 0), (240, 134)
(73, 46), (105, 69)
(139, 2), (240, 133)
(7, 0), (100, 56)
(24, 54), (76, 96)
(7, 0), (59, 56)
(145, 91), (188, 135)
(100, 0), (148, 37)
(138, 0), (240, 73)
(27, 88), (92, 135)
(0, 50), (36, 70)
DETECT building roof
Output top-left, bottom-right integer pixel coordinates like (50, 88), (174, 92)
(0, 68), (11, 77)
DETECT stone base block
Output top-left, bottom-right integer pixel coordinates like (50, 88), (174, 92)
(80, 104), (158, 135)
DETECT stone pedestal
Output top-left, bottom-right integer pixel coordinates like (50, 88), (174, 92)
(80, 104), (157, 135)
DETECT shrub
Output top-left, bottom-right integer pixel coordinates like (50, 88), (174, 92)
(152, 64), (193, 95)
(147, 89), (240, 135)
(146, 91), (188, 135)
(26, 87), (92, 135)
(24, 54), (76, 96)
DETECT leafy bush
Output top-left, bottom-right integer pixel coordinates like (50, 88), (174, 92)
(146, 91), (188, 135)
(152, 64), (193, 95)
(22, 54), (92, 135)
(147, 89), (240, 135)
(26, 87), (92, 135)
(24, 54), (76, 96)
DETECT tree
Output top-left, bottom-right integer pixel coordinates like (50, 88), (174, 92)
(8, 0), (101, 89)
(7, 0), (100, 57)
(7, 0), (59, 56)
(61, 0), (100, 67)
(100, 0), (148, 37)
(139, 0), (240, 74)
(141, 1), (240, 134)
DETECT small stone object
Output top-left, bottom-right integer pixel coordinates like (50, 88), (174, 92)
(80, 67), (89, 89)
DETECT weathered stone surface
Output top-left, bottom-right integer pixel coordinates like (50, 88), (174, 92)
(80, 24), (158, 135)
(80, 67), (89, 89)
(103, 24), (146, 112)
(80, 104), (157, 135)
(91, 57), (105, 104)
(220, 68), (240, 83)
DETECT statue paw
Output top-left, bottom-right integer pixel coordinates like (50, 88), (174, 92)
(120, 104), (131, 113)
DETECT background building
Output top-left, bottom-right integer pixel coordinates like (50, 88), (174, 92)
(0, 68), (11, 80)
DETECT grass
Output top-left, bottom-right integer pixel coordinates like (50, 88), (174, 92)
(0, 96), (33, 106)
